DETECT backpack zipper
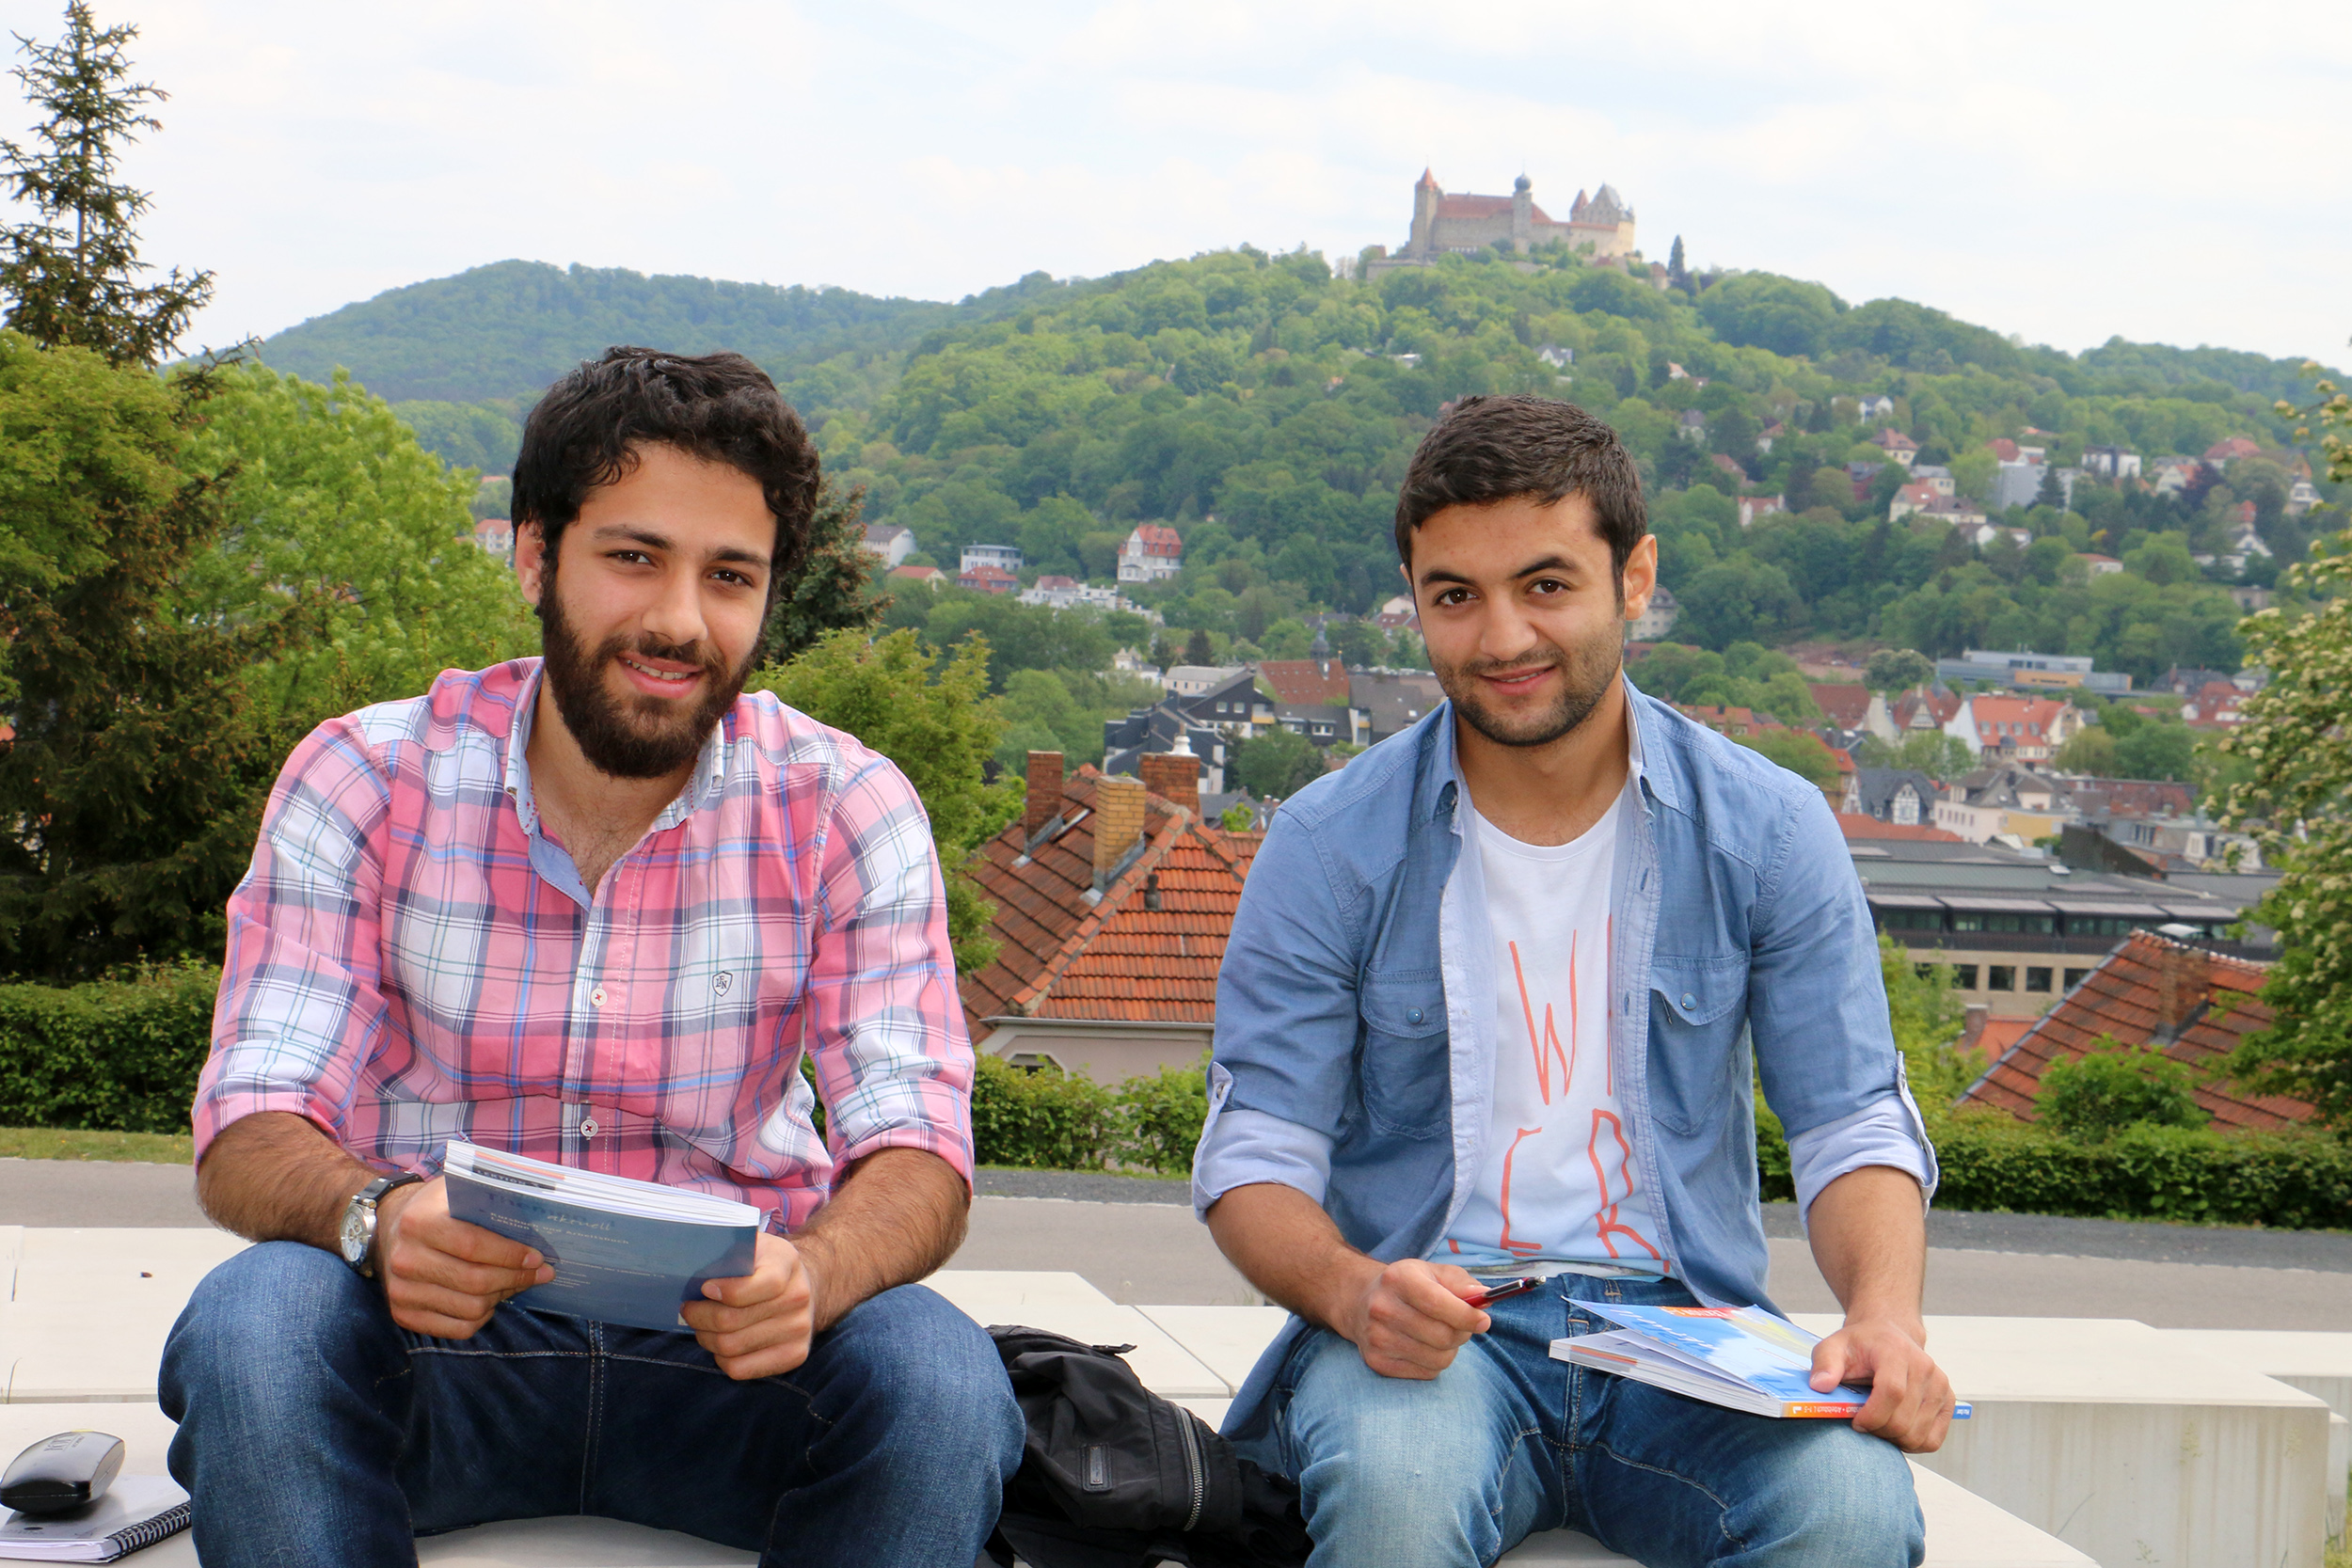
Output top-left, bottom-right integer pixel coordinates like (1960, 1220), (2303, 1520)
(1175, 1408), (1205, 1532)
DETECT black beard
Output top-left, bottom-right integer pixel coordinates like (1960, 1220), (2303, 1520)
(1434, 621), (1624, 750)
(536, 575), (752, 780)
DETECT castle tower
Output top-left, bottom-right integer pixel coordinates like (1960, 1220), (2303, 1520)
(1407, 167), (1441, 259)
(1511, 174), (1533, 254)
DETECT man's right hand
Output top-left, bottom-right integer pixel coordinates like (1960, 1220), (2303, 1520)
(373, 1178), (554, 1338)
(1341, 1258), (1491, 1380)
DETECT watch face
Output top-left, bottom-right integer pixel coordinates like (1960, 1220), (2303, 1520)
(340, 1199), (370, 1266)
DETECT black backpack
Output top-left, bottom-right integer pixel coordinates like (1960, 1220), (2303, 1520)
(985, 1324), (1311, 1568)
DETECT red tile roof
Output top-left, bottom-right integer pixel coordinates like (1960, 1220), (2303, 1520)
(1810, 683), (1872, 730)
(1258, 658), (1350, 706)
(1127, 524), (1183, 557)
(958, 768), (1262, 1039)
(1957, 932), (2310, 1131)
(1836, 814), (1963, 843)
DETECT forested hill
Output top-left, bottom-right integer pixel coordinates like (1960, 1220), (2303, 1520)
(249, 259), (1074, 469)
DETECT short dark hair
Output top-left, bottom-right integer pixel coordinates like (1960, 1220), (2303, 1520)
(512, 346), (822, 584)
(1393, 395), (1646, 578)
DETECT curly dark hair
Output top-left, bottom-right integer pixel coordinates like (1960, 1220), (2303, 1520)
(511, 346), (822, 587)
(1393, 394), (1646, 581)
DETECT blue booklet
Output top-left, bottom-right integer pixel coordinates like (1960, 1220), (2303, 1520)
(1550, 1300), (1973, 1420)
(442, 1141), (762, 1333)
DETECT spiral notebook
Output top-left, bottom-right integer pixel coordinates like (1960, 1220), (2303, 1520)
(0, 1474), (191, 1560)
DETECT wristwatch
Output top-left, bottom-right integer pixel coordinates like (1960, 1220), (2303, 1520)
(339, 1173), (424, 1278)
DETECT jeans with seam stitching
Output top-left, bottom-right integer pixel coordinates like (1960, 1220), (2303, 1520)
(159, 1239), (1023, 1568)
(1239, 1272), (1925, 1568)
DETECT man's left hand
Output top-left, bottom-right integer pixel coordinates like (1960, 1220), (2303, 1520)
(679, 1232), (822, 1380)
(1809, 1314), (1955, 1453)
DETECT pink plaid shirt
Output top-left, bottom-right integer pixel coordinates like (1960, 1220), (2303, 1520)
(197, 659), (974, 1231)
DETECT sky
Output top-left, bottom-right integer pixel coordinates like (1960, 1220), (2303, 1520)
(5, 0), (2347, 366)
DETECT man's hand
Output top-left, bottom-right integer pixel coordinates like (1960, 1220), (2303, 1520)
(374, 1178), (553, 1339)
(1809, 1314), (1955, 1453)
(1341, 1258), (1491, 1380)
(679, 1232), (820, 1381)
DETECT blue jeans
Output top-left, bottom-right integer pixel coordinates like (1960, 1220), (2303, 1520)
(1245, 1274), (1924, 1568)
(159, 1241), (1023, 1568)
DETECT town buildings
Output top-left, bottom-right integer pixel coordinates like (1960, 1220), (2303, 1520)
(1118, 525), (1183, 584)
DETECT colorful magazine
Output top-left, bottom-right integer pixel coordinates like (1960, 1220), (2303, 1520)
(442, 1141), (761, 1333)
(1549, 1301), (1973, 1420)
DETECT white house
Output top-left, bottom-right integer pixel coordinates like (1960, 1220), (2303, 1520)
(1118, 525), (1184, 584)
(1629, 584), (1679, 641)
(862, 525), (915, 566)
(961, 544), (1023, 576)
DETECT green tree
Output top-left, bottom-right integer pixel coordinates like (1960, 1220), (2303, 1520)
(761, 482), (890, 665)
(1232, 725), (1325, 800)
(1880, 932), (1964, 1100)
(2038, 1037), (2206, 1140)
(1855, 730), (1975, 783)
(2052, 726), (2118, 775)
(0, 4), (211, 365)
(2212, 363), (2352, 1127)
(1864, 648), (1932, 692)
(178, 363), (537, 717)
(0, 336), (307, 979)
(1732, 728), (1840, 790)
(747, 628), (1018, 974)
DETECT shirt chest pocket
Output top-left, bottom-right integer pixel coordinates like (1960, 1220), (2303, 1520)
(1645, 955), (1748, 1136)
(1358, 974), (1450, 1140)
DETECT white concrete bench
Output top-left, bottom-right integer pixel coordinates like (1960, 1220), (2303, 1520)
(1, 1227), (251, 1402)
(1795, 1313), (2337, 1568)
(2160, 1329), (2352, 1549)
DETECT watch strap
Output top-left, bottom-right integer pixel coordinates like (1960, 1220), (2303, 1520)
(346, 1172), (424, 1278)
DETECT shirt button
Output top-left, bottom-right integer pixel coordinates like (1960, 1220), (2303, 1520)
(590, 986), (608, 1008)
(1406, 1007), (1424, 1025)
(580, 1117), (599, 1137)
(1680, 992), (1697, 1011)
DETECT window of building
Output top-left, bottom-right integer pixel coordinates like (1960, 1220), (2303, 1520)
(1987, 965), (2016, 991)
(2025, 967), (2053, 992)
(1893, 792), (1918, 827)
(2063, 968), (2091, 990)
(1879, 908), (1945, 931)
(1951, 965), (1980, 990)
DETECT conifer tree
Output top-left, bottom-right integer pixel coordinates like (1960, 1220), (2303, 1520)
(0, 3), (213, 365)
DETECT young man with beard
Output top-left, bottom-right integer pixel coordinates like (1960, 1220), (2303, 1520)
(1194, 395), (1954, 1567)
(161, 349), (1021, 1568)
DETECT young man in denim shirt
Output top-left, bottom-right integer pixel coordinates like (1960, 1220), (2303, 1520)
(1195, 396), (1954, 1566)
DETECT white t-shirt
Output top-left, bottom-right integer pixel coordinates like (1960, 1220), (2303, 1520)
(1438, 787), (1667, 1275)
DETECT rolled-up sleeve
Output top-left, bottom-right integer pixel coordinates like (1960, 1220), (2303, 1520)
(1193, 809), (1363, 1218)
(197, 720), (395, 1162)
(1747, 786), (1939, 1218)
(802, 755), (975, 1187)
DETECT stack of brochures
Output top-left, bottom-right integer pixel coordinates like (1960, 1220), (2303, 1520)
(0, 1475), (189, 1561)
(442, 1141), (762, 1334)
(1550, 1301), (1973, 1420)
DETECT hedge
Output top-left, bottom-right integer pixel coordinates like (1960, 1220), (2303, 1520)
(0, 960), (217, 1133)
(969, 1053), (1207, 1177)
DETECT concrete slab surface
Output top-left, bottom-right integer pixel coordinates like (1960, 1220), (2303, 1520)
(2161, 1327), (2352, 1418)
(1136, 1304), (1289, 1390)
(4, 1229), (250, 1402)
(921, 1271), (1228, 1397)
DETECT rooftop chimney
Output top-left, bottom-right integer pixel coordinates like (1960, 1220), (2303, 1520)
(1024, 752), (1064, 839)
(2153, 940), (2205, 1042)
(1961, 1004), (1990, 1060)
(1092, 776), (1148, 892)
(1139, 748), (1200, 819)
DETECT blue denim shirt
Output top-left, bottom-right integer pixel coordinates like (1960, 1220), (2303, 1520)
(1193, 680), (1937, 1440)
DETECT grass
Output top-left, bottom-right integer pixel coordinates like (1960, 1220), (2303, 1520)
(0, 1125), (193, 1163)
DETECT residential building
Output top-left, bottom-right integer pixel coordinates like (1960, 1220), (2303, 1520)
(1351, 670), (1445, 743)
(1935, 649), (2130, 694)
(1944, 693), (2081, 761)
(1117, 524), (1184, 584)
(2181, 681), (2245, 725)
(1809, 683), (1876, 734)
(1019, 575), (1127, 611)
(1888, 481), (1938, 522)
(1891, 688), (1962, 735)
(471, 517), (514, 561)
(1735, 494), (1784, 530)
(1870, 428), (1918, 467)
(961, 544), (1023, 577)
(1536, 343), (1574, 369)
(1845, 767), (1938, 828)
(1756, 421), (1784, 454)
(1852, 836), (2255, 1020)
(2078, 553), (2123, 577)
(861, 524), (915, 566)
(1912, 497), (1987, 531)
(958, 752), (1259, 1084)
(2202, 436), (2263, 469)
(2149, 457), (2201, 497)
(887, 563), (946, 588)
(1371, 594), (1417, 630)
(1964, 522), (2031, 551)
(1958, 932), (2311, 1129)
(1990, 459), (2066, 512)
(1258, 653), (1353, 710)
(1101, 706), (1230, 797)
(957, 563), (1018, 595)
(1178, 668), (1269, 735)
(2106, 813), (2262, 873)
(1932, 765), (2072, 845)
(1629, 583), (1679, 641)
(1837, 815), (1963, 845)
(2287, 478), (2321, 516)
(2079, 446), (2141, 481)
(1910, 464), (1956, 498)
(1676, 408), (1708, 444)
(1856, 394), (1896, 420)
(1164, 664), (1248, 698)
(1677, 705), (1767, 737)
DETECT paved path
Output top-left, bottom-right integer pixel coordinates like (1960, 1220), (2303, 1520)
(8, 1159), (2349, 1328)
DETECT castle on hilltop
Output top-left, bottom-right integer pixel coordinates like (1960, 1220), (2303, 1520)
(1366, 170), (1637, 272)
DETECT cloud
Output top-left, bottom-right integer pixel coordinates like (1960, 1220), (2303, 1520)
(0, 0), (2339, 360)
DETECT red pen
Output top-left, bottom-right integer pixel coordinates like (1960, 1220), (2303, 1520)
(1464, 1275), (1544, 1308)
